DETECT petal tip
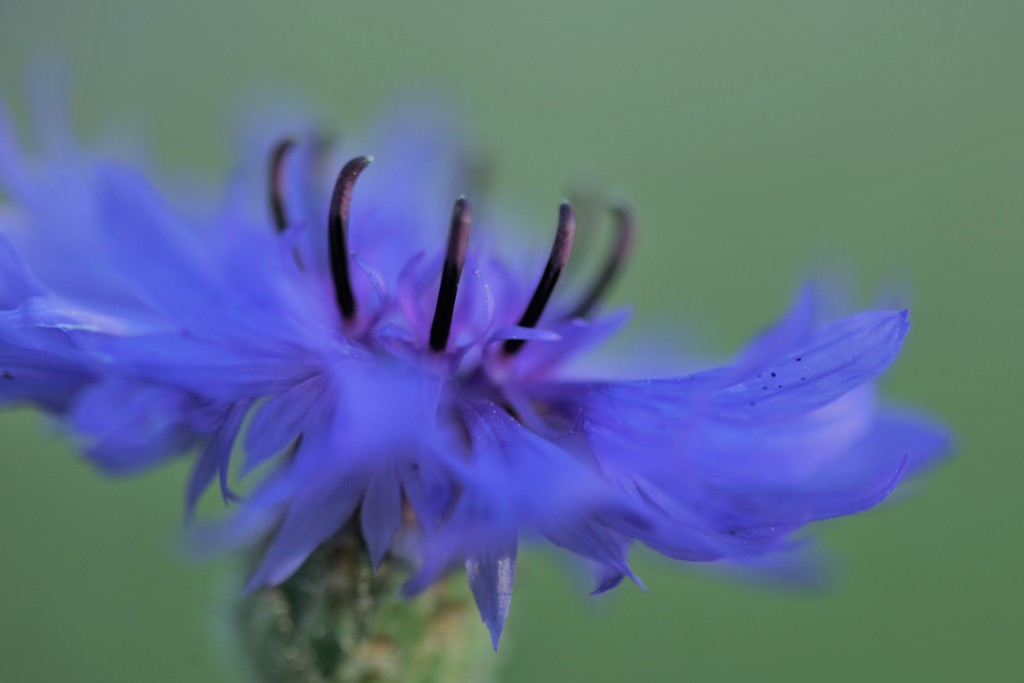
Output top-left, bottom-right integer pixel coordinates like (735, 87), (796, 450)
(628, 568), (647, 592)
(242, 572), (267, 595)
(487, 623), (504, 652)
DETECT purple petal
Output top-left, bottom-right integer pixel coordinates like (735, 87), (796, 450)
(0, 98), (36, 202)
(69, 378), (199, 471)
(541, 519), (643, 590)
(727, 284), (816, 382)
(399, 456), (456, 533)
(590, 563), (625, 596)
(186, 468), (297, 556)
(510, 309), (631, 380)
(360, 464), (403, 570)
(716, 309), (910, 417)
(0, 235), (40, 308)
(873, 406), (951, 477)
(243, 375), (327, 474)
(466, 538), (517, 651)
(105, 334), (316, 402)
(186, 400), (250, 516)
(246, 471), (365, 590)
(0, 329), (96, 413)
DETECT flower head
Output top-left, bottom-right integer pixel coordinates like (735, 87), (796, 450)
(0, 97), (948, 649)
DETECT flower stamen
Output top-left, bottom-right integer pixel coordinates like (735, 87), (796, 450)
(429, 196), (472, 352)
(503, 201), (576, 355)
(268, 139), (295, 233)
(328, 156), (373, 321)
(568, 203), (636, 319)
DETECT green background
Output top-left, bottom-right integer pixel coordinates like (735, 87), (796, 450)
(1, 1), (1020, 681)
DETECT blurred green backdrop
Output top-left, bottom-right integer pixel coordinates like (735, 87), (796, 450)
(1, 1), (1020, 681)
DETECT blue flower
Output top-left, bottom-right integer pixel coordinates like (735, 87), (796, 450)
(0, 97), (948, 649)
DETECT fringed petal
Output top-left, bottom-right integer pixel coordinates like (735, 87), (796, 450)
(466, 538), (518, 651)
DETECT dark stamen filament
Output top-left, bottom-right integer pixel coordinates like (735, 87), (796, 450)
(503, 201), (576, 355)
(568, 203), (636, 319)
(429, 197), (472, 352)
(268, 139), (295, 232)
(328, 156), (372, 321)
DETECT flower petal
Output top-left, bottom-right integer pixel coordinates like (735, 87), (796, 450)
(69, 378), (202, 471)
(246, 469), (365, 590)
(243, 375), (327, 474)
(360, 463), (403, 570)
(466, 538), (517, 651)
(186, 400), (250, 516)
(540, 520), (643, 590)
(727, 283), (816, 383)
(715, 309), (910, 417)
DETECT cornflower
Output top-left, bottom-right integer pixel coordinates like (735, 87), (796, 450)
(0, 98), (947, 677)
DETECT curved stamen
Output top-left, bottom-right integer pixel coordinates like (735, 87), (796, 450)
(503, 201), (576, 355)
(567, 203), (636, 319)
(328, 156), (373, 321)
(268, 139), (295, 232)
(429, 197), (473, 352)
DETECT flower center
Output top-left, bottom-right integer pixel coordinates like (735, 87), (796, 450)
(269, 141), (635, 355)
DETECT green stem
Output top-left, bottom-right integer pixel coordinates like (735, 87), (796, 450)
(233, 530), (499, 683)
